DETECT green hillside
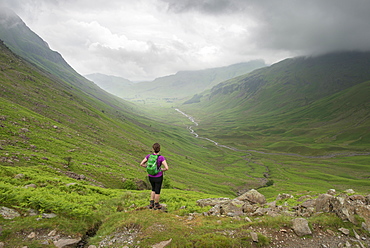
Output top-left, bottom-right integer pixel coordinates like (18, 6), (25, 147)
(182, 52), (370, 155)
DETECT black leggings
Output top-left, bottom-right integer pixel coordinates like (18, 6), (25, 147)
(149, 175), (163, 194)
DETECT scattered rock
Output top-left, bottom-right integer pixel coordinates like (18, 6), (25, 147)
(276, 193), (293, 201)
(292, 218), (312, 237)
(244, 217), (252, 222)
(338, 227), (350, 235)
(0, 206), (20, 219)
(0, 242), (4, 248)
(250, 232), (258, 242)
(24, 184), (37, 189)
(326, 229), (336, 236)
(27, 209), (39, 216)
(353, 229), (360, 240)
(14, 173), (25, 179)
(362, 222), (369, 232)
(345, 189), (355, 194)
(27, 232), (36, 239)
(42, 213), (57, 219)
(152, 238), (172, 248)
(54, 238), (81, 248)
(327, 189), (336, 195)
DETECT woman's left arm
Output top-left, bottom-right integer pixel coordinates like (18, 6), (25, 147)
(161, 160), (169, 171)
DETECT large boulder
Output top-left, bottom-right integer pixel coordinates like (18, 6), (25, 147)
(292, 218), (312, 237)
(235, 189), (266, 205)
(315, 194), (333, 212)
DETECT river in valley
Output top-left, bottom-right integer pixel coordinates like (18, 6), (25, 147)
(175, 108), (370, 159)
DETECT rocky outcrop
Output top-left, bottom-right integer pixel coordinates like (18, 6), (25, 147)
(197, 188), (370, 234)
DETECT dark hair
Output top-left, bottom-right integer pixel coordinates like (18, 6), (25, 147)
(152, 143), (160, 153)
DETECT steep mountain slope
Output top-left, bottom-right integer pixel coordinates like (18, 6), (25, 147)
(182, 52), (370, 155)
(0, 40), (148, 187)
(0, 8), (125, 111)
(94, 60), (266, 100)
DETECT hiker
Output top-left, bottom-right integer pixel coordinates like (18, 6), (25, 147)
(140, 143), (169, 210)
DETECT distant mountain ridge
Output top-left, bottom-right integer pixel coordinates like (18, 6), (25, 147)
(207, 51), (370, 114)
(85, 73), (134, 95)
(88, 60), (267, 100)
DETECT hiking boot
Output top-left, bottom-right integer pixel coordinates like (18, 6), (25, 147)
(154, 202), (162, 210)
(149, 200), (154, 209)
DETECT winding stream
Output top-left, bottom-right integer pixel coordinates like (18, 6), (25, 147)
(175, 108), (238, 151)
(175, 108), (370, 159)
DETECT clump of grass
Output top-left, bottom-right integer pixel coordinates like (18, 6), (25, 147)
(191, 233), (238, 248)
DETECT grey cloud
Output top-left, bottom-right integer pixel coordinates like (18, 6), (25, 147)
(88, 41), (188, 80)
(3, 0), (370, 81)
(162, 0), (370, 55)
(161, 0), (241, 14)
(249, 0), (370, 54)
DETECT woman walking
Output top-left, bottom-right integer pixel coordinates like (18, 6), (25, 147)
(140, 143), (169, 209)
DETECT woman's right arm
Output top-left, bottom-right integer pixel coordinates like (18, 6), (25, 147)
(140, 157), (148, 167)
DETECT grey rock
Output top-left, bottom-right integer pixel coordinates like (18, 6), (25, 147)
(250, 232), (258, 242)
(42, 213), (57, 219)
(196, 198), (231, 207)
(0, 206), (20, 219)
(24, 184), (37, 189)
(315, 194), (333, 213)
(236, 189), (266, 205)
(338, 227), (350, 235)
(54, 238), (81, 248)
(292, 218), (312, 237)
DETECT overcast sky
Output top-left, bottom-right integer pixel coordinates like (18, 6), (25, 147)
(3, 0), (370, 81)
